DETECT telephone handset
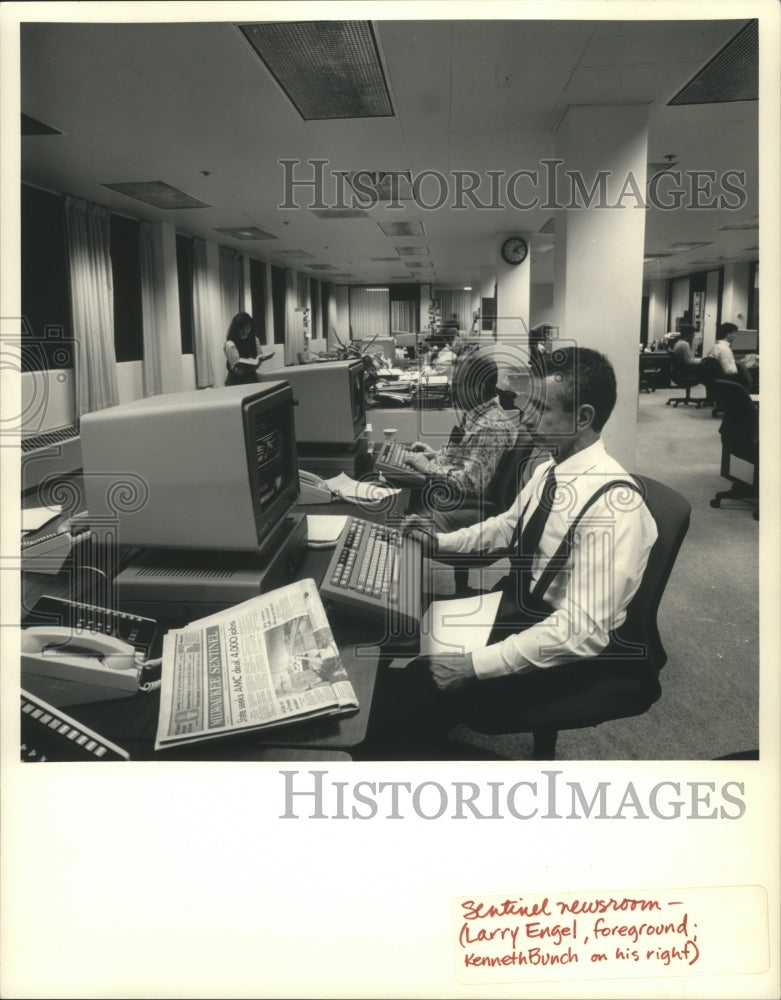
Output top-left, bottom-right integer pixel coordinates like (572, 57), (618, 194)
(21, 626), (142, 707)
(298, 469), (334, 505)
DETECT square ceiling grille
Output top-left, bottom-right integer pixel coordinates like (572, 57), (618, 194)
(669, 20), (758, 105)
(214, 226), (276, 240)
(378, 220), (426, 237)
(103, 181), (210, 209)
(238, 21), (393, 120)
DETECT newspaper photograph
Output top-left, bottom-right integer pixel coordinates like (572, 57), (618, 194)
(154, 579), (358, 750)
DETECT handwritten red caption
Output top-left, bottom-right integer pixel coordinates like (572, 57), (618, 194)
(454, 886), (769, 984)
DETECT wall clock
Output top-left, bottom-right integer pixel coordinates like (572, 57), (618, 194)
(501, 236), (528, 265)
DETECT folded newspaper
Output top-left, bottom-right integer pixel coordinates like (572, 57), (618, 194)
(154, 579), (358, 750)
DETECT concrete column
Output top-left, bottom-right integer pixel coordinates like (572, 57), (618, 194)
(553, 104), (649, 468)
(721, 261), (751, 327)
(495, 234), (531, 343)
(150, 222), (183, 394)
(479, 265), (494, 335)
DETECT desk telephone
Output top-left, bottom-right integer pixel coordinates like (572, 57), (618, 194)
(298, 469), (334, 504)
(21, 626), (143, 708)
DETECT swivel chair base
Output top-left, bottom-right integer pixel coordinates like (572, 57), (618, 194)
(710, 483), (759, 519)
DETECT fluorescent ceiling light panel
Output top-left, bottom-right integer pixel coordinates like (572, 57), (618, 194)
(312, 208), (370, 219)
(394, 246), (430, 256)
(103, 181), (210, 209)
(21, 113), (62, 135)
(668, 241), (713, 251)
(273, 250), (316, 259)
(214, 226), (276, 240)
(238, 21), (393, 120)
(378, 220), (426, 237)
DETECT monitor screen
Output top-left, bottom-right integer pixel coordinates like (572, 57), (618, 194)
(80, 382), (299, 553)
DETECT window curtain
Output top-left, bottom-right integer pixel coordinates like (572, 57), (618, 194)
(219, 246), (243, 332)
(391, 299), (415, 333)
(437, 290), (472, 334)
(284, 268), (306, 365)
(349, 287), (389, 339)
(64, 196), (119, 415)
(138, 222), (163, 397)
(192, 238), (217, 388)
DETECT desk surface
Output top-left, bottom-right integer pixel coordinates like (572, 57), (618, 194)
(20, 491), (420, 762)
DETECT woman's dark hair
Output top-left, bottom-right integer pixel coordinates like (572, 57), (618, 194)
(453, 352), (499, 409)
(542, 346), (617, 432)
(716, 322), (738, 341)
(226, 312), (253, 345)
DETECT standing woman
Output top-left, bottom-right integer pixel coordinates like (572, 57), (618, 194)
(224, 312), (272, 385)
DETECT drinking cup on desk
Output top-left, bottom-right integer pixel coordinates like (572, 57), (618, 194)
(383, 429), (397, 443)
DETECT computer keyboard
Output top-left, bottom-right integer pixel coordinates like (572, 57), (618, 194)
(319, 516), (423, 647)
(374, 440), (427, 487)
(21, 690), (130, 761)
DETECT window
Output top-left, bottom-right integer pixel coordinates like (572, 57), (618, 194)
(20, 184), (71, 371)
(110, 214), (143, 362)
(176, 234), (194, 354)
(270, 265), (286, 345)
(249, 259), (267, 343)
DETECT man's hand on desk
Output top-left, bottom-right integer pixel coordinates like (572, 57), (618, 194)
(426, 653), (476, 693)
(400, 515), (439, 557)
(404, 452), (432, 473)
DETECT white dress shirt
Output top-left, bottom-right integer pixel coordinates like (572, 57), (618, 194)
(436, 439), (658, 678)
(707, 339), (738, 375)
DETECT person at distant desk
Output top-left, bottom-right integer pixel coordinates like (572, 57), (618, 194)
(224, 312), (273, 386)
(367, 347), (657, 759)
(671, 323), (701, 370)
(403, 353), (519, 531)
(707, 322), (740, 375)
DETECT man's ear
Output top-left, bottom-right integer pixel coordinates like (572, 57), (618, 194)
(578, 403), (596, 429)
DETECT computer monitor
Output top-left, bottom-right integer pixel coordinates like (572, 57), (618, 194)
(80, 382), (299, 553)
(731, 329), (759, 353)
(258, 360), (366, 445)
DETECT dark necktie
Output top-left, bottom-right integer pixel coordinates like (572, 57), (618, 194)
(499, 464), (558, 619)
(511, 463), (557, 559)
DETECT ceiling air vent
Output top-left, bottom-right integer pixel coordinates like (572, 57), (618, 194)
(103, 181), (209, 209)
(273, 250), (316, 259)
(238, 21), (393, 120)
(394, 246), (430, 256)
(669, 20), (757, 105)
(307, 264), (339, 270)
(347, 171), (413, 202)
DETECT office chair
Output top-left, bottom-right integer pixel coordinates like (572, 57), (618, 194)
(709, 379), (759, 519)
(446, 475), (691, 760)
(666, 352), (707, 408)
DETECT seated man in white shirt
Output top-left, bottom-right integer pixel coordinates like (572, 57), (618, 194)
(365, 346), (658, 759)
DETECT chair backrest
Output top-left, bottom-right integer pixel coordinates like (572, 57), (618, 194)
(713, 379), (758, 462)
(618, 475), (691, 672)
(669, 349), (700, 386)
(697, 355), (722, 391)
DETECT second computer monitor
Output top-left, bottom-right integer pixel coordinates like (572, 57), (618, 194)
(259, 360), (366, 446)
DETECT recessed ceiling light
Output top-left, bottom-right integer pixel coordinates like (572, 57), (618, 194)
(103, 181), (210, 209)
(214, 226), (276, 240)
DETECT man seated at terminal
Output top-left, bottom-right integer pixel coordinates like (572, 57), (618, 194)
(366, 346), (658, 759)
(402, 352), (520, 530)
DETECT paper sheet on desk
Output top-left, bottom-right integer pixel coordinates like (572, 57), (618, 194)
(21, 505), (62, 533)
(324, 472), (400, 503)
(420, 591), (502, 656)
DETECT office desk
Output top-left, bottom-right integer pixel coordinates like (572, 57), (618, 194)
(20, 492), (421, 762)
